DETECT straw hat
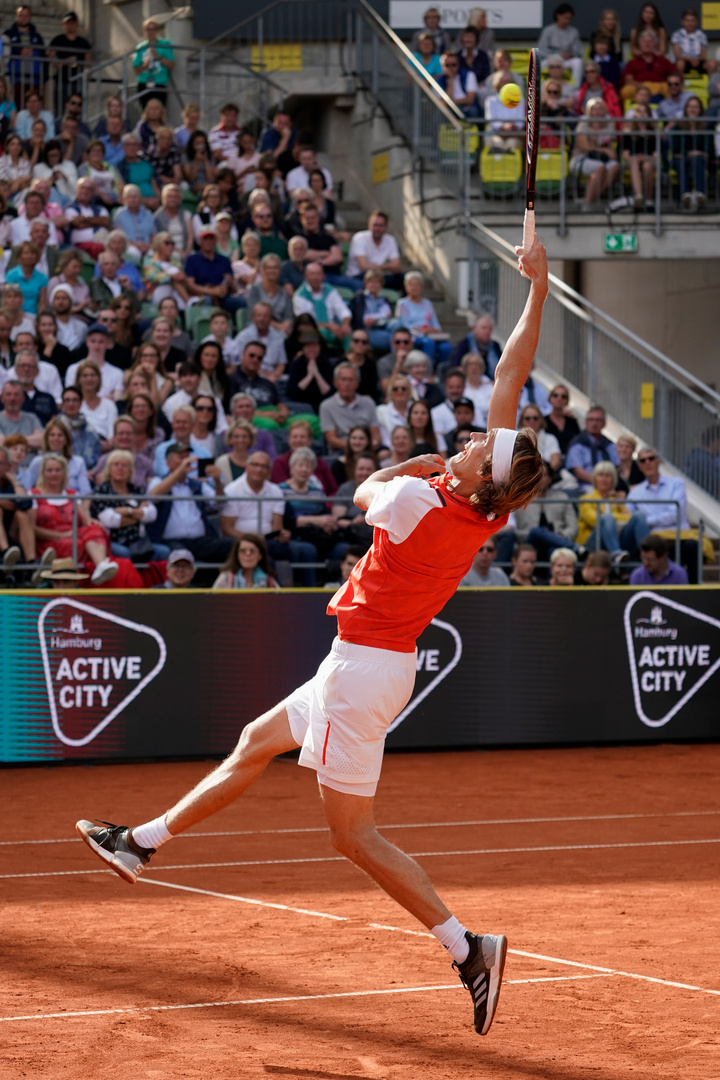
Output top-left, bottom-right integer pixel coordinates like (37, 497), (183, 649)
(40, 557), (89, 581)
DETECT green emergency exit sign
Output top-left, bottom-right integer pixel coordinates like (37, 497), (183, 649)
(605, 233), (638, 253)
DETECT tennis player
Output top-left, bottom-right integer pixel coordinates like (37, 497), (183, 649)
(77, 237), (549, 1036)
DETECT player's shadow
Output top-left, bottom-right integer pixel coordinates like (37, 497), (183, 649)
(264, 1069), (376, 1080)
(247, 1007), (641, 1080)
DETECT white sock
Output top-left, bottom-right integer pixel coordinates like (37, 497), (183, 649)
(131, 815), (173, 851)
(431, 916), (470, 963)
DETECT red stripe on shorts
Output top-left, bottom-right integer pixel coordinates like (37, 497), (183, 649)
(322, 721), (331, 765)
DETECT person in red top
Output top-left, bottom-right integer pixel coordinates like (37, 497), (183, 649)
(76, 238), (549, 1038)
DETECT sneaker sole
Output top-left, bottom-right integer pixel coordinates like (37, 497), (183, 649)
(2, 547), (21, 570)
(479, 934), (508, 1036)
(75, 820), (138, 884)
(91, 565), (118, 586)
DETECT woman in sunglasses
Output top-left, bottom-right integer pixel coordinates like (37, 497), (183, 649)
(544, 383), (580, 455)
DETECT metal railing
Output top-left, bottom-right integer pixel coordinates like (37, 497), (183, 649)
(466, 218), (720, 506)
(64, 44), (286, 132)
(1, 490), (710, 583)
(473, 115), (720, 236)
(185, 0), (475, 208)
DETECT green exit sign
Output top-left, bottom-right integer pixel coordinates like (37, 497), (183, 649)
(605, 233), (638, 253)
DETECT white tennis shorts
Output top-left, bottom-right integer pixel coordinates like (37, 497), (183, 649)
(286, 637), (417, 797)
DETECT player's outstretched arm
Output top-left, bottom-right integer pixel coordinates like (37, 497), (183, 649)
(354, 454), (446, 511)
(487, 237), (549, 432)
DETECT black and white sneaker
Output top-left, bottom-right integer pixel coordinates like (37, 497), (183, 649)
(453, 931), (507, 1035)
(75, 819), (155, 884)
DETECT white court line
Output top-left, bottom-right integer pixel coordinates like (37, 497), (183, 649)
(0, 974), (615, 1024)
(4, 835), (720, 880)
(94, 877), (720, 1001)
(2, 809), (720, 846)
(372, 927), (720, 997)
(509, 950), (720, 997)
(137, 877), (346, 920)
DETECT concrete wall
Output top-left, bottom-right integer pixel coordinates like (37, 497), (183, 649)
(580, 261), (720, 391)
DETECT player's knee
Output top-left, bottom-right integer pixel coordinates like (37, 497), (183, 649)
(231, 720), (268, 767)
(327, 819), (375, 860)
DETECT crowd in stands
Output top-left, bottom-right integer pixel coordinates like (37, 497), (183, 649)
(411, 3), (720, 211)
(0, 6), (711, 591)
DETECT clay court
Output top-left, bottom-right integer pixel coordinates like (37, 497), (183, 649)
(2, 742), (719, 1080)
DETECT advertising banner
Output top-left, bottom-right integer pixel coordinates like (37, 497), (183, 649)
(1, 588), (719, 764)
(388, 1), (543, 31)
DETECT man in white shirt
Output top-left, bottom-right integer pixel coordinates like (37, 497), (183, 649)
(51, 285), (87, 351)
(431, 368), (468, 445)
(234, 303), (286, 381)
(292, 263), (352, 351)
(221, 451), (286, 537)
(64, 324), (124, 399)
(208, 102), (242, 162)
(285, 146), (333, 195)
(346, 212), (403, 290)
(221, 450), (318, 583)
(10, 196), (60, 247)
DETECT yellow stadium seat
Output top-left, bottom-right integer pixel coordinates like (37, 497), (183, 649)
(480, 147), (523, 194)
(536, 149), (568, 194)
(438, 122), (481, 159)
(684, 71), (709, 108)
(510, 48), (531, 76)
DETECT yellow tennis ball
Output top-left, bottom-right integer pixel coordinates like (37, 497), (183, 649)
(499, 83), (522, 108)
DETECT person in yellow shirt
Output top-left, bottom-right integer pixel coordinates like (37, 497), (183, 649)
(577, 461), (649, 563)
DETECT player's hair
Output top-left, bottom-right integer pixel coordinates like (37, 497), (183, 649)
(469, 429), (543, 520)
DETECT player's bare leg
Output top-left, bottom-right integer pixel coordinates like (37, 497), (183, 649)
(75, 702), (299, 882)
(320, 783), (451, 928)
(320, 783), (507, 1035)
(166, 703), (299, 834)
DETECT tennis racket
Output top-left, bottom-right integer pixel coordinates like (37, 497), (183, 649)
(523, 47), (541, 254)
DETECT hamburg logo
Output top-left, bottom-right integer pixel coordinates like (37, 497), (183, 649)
(623, 592), (720, 728)
(37, 598), (167, 747)
(387, 617), (462, 733)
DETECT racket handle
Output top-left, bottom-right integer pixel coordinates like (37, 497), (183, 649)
(522, 208), (535, 253)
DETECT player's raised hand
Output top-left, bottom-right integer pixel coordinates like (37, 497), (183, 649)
(515, 236), (548, 285)
(404, 454), (447, 477)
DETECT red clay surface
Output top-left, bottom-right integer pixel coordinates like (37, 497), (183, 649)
(2, 744), (720, 1080)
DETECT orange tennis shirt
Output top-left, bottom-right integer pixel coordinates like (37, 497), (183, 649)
(328, 474), (507, 652)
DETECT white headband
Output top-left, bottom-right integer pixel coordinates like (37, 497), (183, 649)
(491, 428), (519, 484)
